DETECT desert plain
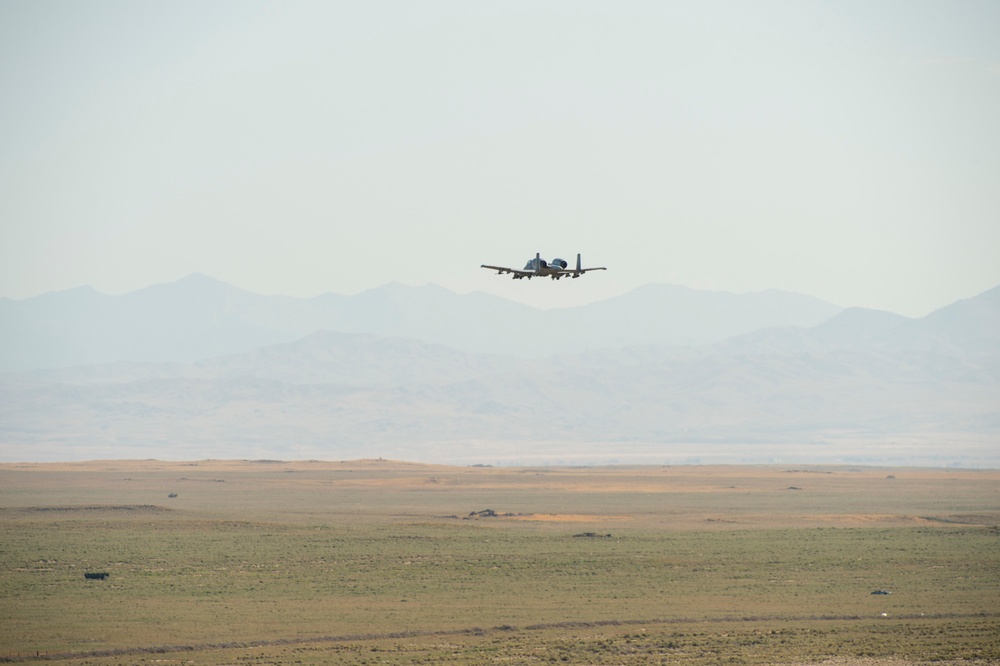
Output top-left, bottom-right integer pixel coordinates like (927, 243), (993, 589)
(1, 459), (998, 664)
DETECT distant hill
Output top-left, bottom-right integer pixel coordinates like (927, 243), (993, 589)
(1, 282), (997, 466)
(882, 284), (1000, 356)
(0, 275), (310, 371)
(0, 273), (842, 371)
(718, 285), (1000, 360)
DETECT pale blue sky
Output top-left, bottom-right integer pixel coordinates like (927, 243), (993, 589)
(2, 0), (998, 315)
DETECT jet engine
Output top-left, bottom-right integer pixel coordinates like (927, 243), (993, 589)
(551, 258), (569, 269)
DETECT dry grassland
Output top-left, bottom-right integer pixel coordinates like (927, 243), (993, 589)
(1, 459), (998, 664)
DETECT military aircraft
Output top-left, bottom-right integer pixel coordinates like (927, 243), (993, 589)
(481, 253), (607, 280)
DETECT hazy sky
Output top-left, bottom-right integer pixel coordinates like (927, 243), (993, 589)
(2, 1), (998, 316)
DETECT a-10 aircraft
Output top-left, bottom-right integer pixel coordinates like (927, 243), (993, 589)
(481, 253), (607, 280)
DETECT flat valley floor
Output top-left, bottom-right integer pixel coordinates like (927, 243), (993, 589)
(1, 460), (998, 664)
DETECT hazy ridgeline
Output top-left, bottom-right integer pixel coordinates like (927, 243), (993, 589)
(1, 277), (998, 466)
(1, 461), (998, 664)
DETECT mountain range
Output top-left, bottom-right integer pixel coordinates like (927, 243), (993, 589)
(0, 273), (841, 371)
(1, 276), (997, 466)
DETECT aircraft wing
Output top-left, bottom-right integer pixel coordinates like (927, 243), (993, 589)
(551, 266), (607, 279)
(481, 264), (535, 278)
